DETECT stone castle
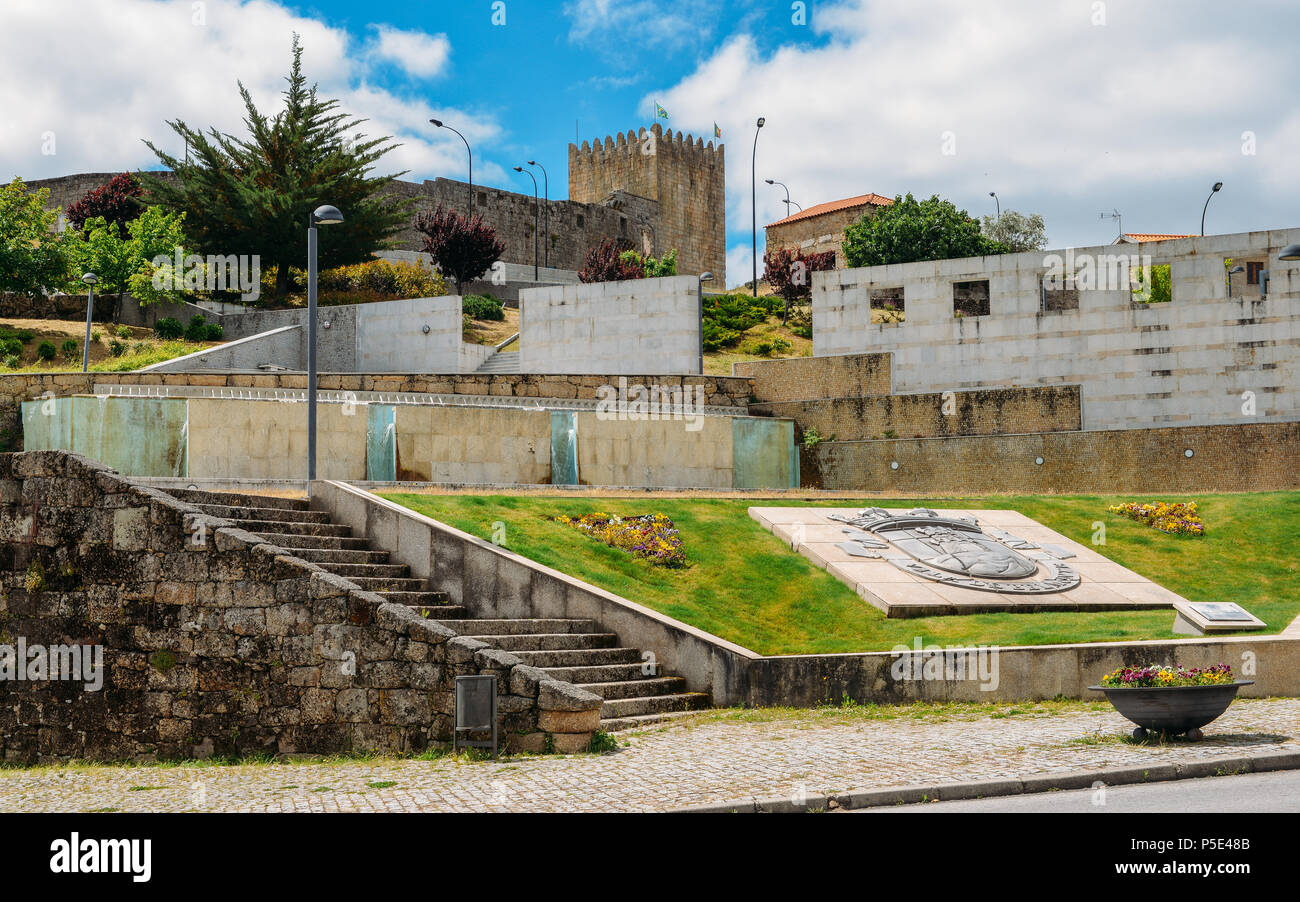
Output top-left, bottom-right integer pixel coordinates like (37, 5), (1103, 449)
(27, 122), (726, 284)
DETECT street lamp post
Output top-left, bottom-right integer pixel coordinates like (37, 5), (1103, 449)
(431, 119), (473, 214)
(751, 117), (765, 298)
(527, 160), (549, 269)
(698, 272), (714, 375)
(513, 167), (539, 281)
(307, 204), (344, 487)
(1201, 181), (1223, 236)
(80, 273), (98, 372)
(989, 191), (1000, 219)
(765, 178), (800, 216)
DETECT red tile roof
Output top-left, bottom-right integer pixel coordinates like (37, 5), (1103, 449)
(767, 193), (894, 228)
(1120, 233), (1191, 243)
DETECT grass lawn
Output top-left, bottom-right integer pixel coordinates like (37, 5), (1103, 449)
(380, 491), (1300, 655)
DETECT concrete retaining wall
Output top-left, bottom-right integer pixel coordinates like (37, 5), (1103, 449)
(140, 325), (301, 372)
(812, 227), (1300, 431)
(519, 275), (701, 375)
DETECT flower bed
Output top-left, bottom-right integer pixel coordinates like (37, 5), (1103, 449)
(553, 513), (687, 568)
(1109, 500), (1204, 535)
(1098, 663), (1234, 688)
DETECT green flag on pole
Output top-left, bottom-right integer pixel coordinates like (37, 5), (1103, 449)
(655, 102), (669, 120)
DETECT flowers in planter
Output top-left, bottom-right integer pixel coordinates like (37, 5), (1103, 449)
(1098, 663), (1234, 688)
(1109, 500), (1205, 536)
(554, 512), (688, 568)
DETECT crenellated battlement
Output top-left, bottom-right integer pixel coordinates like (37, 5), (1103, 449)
(568, 122), (726, 282)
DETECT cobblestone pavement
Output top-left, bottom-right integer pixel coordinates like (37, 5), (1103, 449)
(2, 699), (1297, 813)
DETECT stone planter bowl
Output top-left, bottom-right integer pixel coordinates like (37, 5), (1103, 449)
(1088, 681), (1254, 740)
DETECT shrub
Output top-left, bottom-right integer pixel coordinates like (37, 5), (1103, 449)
(115, 325), (132, 339)
(60, 338), (78, 361)
(155, 317), (183, 339)
(184, 315), (210, 342)
(2, 337), (21, 357)
(462, 294), (505, 321)
(90, 329), (103, 344)
(578, 239), (643, 283)
(16, 330), (34, 343)
(750, 336), (792, 357)
(2, 354), (19, 369)
(36, 340), (56, 361)
(108, 339), (126, 357)
(204, 323), (223, 341)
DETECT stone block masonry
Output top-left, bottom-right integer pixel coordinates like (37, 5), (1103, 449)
(733, 353), (892, 402)
(0, 450), (602, 763)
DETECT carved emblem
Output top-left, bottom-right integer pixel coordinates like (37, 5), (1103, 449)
(831, 508), (1080, 594)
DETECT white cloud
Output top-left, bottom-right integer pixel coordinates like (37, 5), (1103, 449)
(564, 0), (720, 54)
(651, 0), (1300, 250)
(0, 0), (496, 187)
(366, 24), (451, 79)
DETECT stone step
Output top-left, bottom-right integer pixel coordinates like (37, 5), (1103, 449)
(313, 562), (410, 579)
(411, 605), (469, 619)
(286, 548), (392, 565)
(539, 662), (655, 683)
(428, 619), (600, 636)
(599, 692), (711, 720)
(459, 632), (618, 652)
(383, 591), (452, 607)
(510, 648), (642, 668)
(344, 576), (429, 593)
(576, 677), (687, 700)
(600, 710), (710, 733)
(252, 533), (372, 550)
(240, 520), (353, 538)
(166, 488), (310, 511)
(192, 503), (332, 525)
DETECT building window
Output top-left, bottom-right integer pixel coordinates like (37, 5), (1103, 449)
(1040, 275), (1079, 312)
(953, 280), (991, 318)
(477, 191), (487, 206)
(576, 214), (585, 229)
(1246, 261), (1264, 285)
(869, 287), (906, 324)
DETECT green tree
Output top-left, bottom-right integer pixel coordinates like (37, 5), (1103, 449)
(67, 207), (194, 321)
(0, 178), (73, 297)
(980, 209), (1048, 252)
(141, 35), (410, 301)
(842, 193), (1006, 268)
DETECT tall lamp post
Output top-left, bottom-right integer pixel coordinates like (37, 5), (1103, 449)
(80, 273), (98, 372)
(765, 179), (801, 214)
(751, 117), (765, 297)
(698, 272), (714, 375)
(527, 160), (549, 268)
(1200, 181), (1223, 236)
(513, 166), (540, 281)
(306, 204), (344, 487)
(430, 119), (473, 213)
(989, 191), (1000, 219)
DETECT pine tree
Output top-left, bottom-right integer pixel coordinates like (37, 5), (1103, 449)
(140, 35), (411, 301)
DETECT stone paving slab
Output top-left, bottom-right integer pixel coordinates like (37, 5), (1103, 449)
(0, 699), (1296, 813)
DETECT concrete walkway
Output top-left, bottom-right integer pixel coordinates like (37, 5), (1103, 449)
(1, 699), (1296, 813)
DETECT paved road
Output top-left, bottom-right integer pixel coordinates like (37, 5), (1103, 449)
(869, 769), (1300, 812)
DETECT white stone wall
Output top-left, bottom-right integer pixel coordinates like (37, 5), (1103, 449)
(813, 228), (1300, 430)
(519, 275), (701, 375)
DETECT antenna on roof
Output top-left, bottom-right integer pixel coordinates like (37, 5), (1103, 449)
(1099, 208), (1122, 238)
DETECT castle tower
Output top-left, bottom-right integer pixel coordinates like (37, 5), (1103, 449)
(569, 123), (725, 284)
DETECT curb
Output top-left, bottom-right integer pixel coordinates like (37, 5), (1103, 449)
(671, 748), (1300, 813)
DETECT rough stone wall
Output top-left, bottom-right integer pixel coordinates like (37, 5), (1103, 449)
(0, 450), (601, 763)
(733, 353), (892, 402)
(805, 422), (1300, 493)
(755, 385), (1082, 442)
(568, 124), (725, 282)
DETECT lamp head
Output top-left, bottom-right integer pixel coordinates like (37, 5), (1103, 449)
(756, 117), (765, 128)
(311, 204), (344, 225)
(429, 118), (443, 128)
(765, 179), (775, 185)
(527, 160), (537, 166)
(989, 191), (997, 197)
(1228, 265), (1245, 274)
(1213, 181), (1223, 192)
(700, 272), (715, 283)
(81, 272), (98, 286)
(1279, 243), (1300, 262)
(513, 166), (523, 172)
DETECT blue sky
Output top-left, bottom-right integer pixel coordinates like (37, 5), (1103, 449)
(5, 0), (1300, 285)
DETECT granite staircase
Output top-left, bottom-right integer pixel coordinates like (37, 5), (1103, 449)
(162, 488), (710, 731)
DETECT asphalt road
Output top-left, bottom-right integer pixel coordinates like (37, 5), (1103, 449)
(865, 770), (1300, 812)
